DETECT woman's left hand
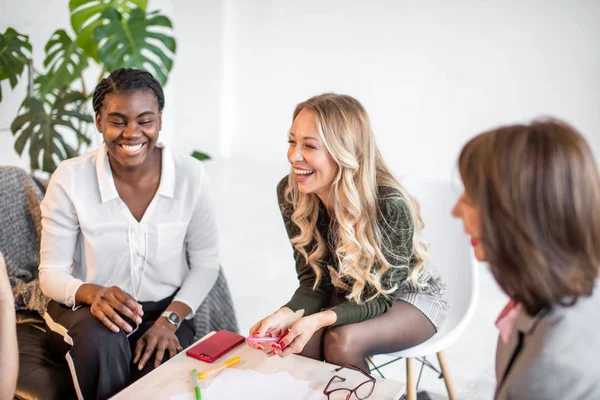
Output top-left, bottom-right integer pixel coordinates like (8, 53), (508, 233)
(273, 314), (321, 357)
(134, 319), (181, 370)
(275, 310), (337, 357)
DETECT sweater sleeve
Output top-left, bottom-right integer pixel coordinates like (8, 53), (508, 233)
(279, 177), (334, 316)
(330, 189), (414, 327)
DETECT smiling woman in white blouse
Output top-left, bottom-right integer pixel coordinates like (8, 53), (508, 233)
(39, 68), (220, 400)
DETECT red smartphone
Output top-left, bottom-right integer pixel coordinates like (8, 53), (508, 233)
(186, 330), (246, 363)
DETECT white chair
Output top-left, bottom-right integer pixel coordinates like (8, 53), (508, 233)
(367, 178), (480, 400)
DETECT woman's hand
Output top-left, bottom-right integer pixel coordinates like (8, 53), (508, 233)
(134, 302), (190, 370)
(77, 284), (143, 333)
(248, 307), (304, 351)
(277, 310), (338, 357)
(133, 318), (182, 370)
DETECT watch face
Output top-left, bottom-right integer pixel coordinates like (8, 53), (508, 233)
(168, 313), (180, 324)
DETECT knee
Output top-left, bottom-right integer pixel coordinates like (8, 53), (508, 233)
(323, 327), (362, 365)
(70, 313), (130, 358)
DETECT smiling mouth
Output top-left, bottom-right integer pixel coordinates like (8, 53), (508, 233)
(294, 168), (315, 176)
(118, 142), (146, 155)
(294, 168), (315, 183)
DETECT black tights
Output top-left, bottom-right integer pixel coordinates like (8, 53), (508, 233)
(300, 300), (436, 371)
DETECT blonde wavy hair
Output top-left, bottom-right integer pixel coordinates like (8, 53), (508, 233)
(285, 93), (429, 304)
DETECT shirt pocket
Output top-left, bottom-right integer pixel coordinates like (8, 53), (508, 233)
(157, 221), (189, 261)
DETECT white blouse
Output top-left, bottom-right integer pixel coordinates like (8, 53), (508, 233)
(39, 144), (220, 318)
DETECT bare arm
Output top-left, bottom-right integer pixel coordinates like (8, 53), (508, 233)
(0, 253), (18, 400)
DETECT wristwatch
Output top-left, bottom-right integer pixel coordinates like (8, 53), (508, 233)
(161, 311), (181, 329)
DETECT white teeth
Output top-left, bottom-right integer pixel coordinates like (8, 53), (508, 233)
(121, 144), (143, 152)
(294, 169), (314, 175)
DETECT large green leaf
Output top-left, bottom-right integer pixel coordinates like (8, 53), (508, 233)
(69, 0), (147, 62)
(10, 89), (93, 173)
(94, 7), (176, 85)
(0, 28), (32, 102)
(39, 29), (89, 96)
(33, 74), (58, 105)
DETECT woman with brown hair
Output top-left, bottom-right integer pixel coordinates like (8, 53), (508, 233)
(452, 119), (600, 399)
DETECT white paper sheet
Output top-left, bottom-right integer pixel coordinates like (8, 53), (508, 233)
(168, 392), (196, 400)
(168, 368), (324, 400)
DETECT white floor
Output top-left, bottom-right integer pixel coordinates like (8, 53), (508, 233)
(204, 157), (508, 399)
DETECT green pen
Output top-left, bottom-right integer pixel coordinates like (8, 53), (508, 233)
(192, 369), (202, 400)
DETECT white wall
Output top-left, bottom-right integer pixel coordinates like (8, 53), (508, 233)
(2, 0), (599, 174)
(167, 0), (224, 159)
(224, 0), (600, 179)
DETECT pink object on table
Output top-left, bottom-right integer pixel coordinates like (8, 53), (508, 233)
(246, 336), (283, 343)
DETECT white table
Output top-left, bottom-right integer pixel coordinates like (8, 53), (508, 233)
(111, 332), (405, 399)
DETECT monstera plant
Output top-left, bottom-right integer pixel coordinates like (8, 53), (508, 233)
(0, 0), (207, 173)
(0, 28), (32, 103)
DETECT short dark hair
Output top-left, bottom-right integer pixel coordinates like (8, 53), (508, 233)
(92, 68), (165, 114)
(458, 119), (600, 315)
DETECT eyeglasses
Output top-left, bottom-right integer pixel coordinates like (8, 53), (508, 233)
(323, 364), (376, 400)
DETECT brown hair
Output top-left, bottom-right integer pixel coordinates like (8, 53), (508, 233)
(458, 119), (600, 315)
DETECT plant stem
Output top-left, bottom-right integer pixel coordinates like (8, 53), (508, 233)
(81, 71), (88, 98)
(27, 58), (33, 98)
(75, 104), (86, 154)
(97, 66), (106, 84)
(27, 58), (33, 174)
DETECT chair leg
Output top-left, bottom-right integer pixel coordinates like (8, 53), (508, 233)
(436, 351), (457, 400)
(366, 356), (386, 378)
(405, 357), (417, 400)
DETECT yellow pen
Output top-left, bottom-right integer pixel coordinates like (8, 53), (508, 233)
(197, 356), (241, 379)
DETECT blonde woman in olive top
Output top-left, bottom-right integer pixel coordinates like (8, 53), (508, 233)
(249, 93), (447, 370)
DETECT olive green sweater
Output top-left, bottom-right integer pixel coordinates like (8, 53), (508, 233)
(278, 176), (415, 327)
